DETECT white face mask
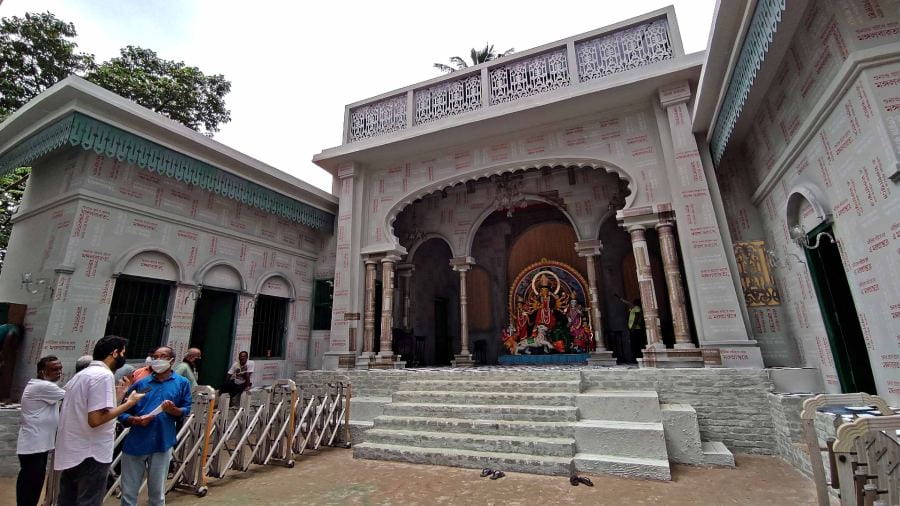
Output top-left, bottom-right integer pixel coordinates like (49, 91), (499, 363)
(150, 358), (172, 374)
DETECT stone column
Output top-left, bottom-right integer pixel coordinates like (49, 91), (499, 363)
(377, 255), (399, 358)
(357, 259), (378, 369)
(575, 240), (616, 366)
(628, 224), (664, 349)
(397, 264), (414, 331)
(656, 81), (762, 367)
(450, 256), (475, 368)
(656, 217), (694, 348)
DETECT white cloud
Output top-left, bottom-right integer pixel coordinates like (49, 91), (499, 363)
(4, 0), (715, 194)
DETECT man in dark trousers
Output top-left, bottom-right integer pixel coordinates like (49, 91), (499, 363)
(16, 355), (65, 506)
(55, 335), (144, 506)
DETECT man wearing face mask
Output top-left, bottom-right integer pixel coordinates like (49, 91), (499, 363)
(16, 355), (65, 506)
(55, 335), (144, 506)
(118, 346), (192, 506)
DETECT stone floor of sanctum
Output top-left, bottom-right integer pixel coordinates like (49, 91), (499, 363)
(0, 447), (820, 505)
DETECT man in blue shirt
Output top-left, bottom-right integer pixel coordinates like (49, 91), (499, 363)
(118, 346), (192, 506)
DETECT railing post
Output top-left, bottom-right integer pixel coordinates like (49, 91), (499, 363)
(480, 67), (490, 108)
(566, 41), (580, 84)
(406, 90), (415, 129)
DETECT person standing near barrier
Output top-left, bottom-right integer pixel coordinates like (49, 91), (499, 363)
(16, 355), (65, 506)
(55, 335), (144, 506)
(173, 348), (202, 388)
(219, 351), (253, 403)
(118, 346), (192, 506)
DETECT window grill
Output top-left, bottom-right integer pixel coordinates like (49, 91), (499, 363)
(250, 295), (288, 358)
(105, 276), (173, 360)
(312, 279), (334, 331)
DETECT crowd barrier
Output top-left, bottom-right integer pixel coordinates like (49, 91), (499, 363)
(41, 377), (351, 504)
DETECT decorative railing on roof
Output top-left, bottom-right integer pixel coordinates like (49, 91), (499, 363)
(710, 0), (787, 165)
(414, 73), (482, 125)
(0, 112), (334, 232)
(346, 15), (675, 143)
(575, 18), (672, 82)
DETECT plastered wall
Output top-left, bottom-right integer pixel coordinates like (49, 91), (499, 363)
(0, 149), (331, 396)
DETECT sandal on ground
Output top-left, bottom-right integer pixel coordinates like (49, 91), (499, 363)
(577, 476), (594, 487)
(480, 468), (494, 477)
(569, 475), (580, 486)
(490, 470), (506, 480)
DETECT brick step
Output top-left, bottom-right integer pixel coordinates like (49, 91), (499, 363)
(353, 442), (573, 476)
(392, 391), (576, 406)
(574, 452), (671, 481)
(701, 441), (735, 467)
(364, 428), (576, 457)
(573, 420), (668, 459)
(398, 379), (582, 393)
(577, 390), (662, 422)
(382, 402), (578, 422)
(372, 415), (576, 438)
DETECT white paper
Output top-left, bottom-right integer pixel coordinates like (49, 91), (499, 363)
(147, 403), (164, 417)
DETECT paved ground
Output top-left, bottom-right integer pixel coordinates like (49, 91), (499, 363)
(1, 449), (822, 505)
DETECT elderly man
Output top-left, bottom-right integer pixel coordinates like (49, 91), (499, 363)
(55, 335), (144, 506)
(173, 348), (202, 388)
(16, 355), (65, 506)
(118, 346), (192, 506)
(74, 355), (92, 373)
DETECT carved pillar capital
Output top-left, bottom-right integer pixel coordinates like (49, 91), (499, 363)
(575, 239), (604, 258)
(658, 81), (691, 109)
(449, 256), (476, 272)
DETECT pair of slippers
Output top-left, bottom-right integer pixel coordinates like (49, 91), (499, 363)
(569, 475), (594, 487)
(480, 468), (506, 480)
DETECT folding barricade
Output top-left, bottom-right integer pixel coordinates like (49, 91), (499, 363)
(293, 375), (351, 455)
(168, 385), (217, 497)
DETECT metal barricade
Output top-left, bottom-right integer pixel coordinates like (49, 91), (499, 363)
(262, 380), (298, 467)
(168, 386), (217, 497)
(833, 414), (900, 506)
(293, 376), (351, 454)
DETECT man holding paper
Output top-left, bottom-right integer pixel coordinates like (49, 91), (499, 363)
(118, 346), (192, 506)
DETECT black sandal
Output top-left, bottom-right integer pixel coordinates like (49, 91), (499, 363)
(577, 476), (594, 487)
(490, 470), (506, 480)
(569, 475), (580, 486)
(480, 468), (494, 477)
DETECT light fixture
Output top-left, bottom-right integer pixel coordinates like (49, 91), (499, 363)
(495, 179), (527, 217)
(21, 273), (52, 296)
(789, 224), (835, 250)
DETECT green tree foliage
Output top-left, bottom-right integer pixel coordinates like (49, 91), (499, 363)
(0, 12), (233, 270)
(434, 43), (514, 73)
(86, 46), (231, 135)
(0, 167), (31, 267)
(0, 12), (94, 120)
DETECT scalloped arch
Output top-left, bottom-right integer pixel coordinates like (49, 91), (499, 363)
(384, 158), (636, 250)
(407, 233), (455, 262)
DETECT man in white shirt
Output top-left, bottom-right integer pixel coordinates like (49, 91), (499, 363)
(219, 351), (254, 403)
(54, 335), (144, 506)
(16, 355), (65, 506)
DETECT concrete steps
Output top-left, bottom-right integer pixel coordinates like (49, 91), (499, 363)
(574, 452), (671, 481)
(364, 428), (576, 457)
(399, 379), (581, 393)
(372, 415), (576, 438)
(382, 402), (578, 422)
(353, 442), (574, 476)
(391, 390), (576, 406)
(572, 420), (668, 459)
(701, 441), (736, 466)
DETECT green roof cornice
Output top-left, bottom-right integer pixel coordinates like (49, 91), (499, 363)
(0, 112), (333, 232)
(710, 0), (786, 165)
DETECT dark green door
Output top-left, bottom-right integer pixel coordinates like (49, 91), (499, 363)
(804, 224), (876, 394)
(189, 289), (237, 388)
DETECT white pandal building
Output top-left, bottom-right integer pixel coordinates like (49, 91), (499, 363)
(0, 1), (898, 411)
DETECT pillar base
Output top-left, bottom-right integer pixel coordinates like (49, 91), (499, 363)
(638, 347), (705, 369)
(587, 350), (617, 367)
(322, 351), (357, 370)
(673, 342), (697, 349)
(451, 353), (475, 368)
(356, 352), (376, 370)
(372, 353), (405, 369)
(700, 347), (724, 368)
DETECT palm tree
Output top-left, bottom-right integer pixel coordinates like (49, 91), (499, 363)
(434, 43), (514, 73)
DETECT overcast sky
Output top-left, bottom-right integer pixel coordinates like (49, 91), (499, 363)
(4, 0), (716, 193)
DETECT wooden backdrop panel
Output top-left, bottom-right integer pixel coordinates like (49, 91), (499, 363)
(507, 223), (586, 283)
(466, 266), (492, 331)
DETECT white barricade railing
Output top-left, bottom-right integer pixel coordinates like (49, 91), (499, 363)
(40, 377), (349, 504)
